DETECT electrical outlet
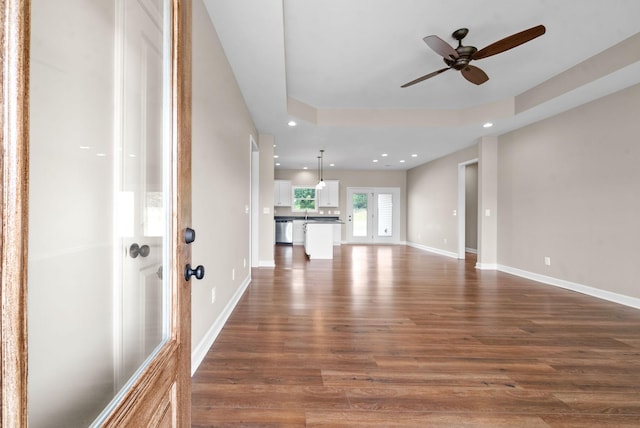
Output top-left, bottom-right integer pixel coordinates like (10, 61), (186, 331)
(444, 238), (448, 244)
(232, 268), (235, 281)
(544, 257), (551, 266)
(243, 258), (246, 268)
(211, 287), (216, 304)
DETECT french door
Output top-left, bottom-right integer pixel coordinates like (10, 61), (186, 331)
(1, 0), (193, 426)
(346, 187), (401, 244)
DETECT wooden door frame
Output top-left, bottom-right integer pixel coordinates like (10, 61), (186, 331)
(0, 0), (192, 425)
(1, 0), (31, 426)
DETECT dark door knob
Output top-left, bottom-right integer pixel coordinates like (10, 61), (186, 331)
(139, 245), (150, 257)
(129, 243), (140, 258)
(129, 243), (150, 258)
(185, 227), (196, 244)
(184, 264), (205, 281)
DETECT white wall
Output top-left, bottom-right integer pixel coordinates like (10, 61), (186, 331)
(498, 83), (640, 301)
(191, 0), (258, 369)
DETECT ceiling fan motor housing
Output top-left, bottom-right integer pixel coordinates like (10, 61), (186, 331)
(444, 45), (477, 70)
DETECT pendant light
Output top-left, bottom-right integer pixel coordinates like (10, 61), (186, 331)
(315, 150), (326, 190)
(315, 155), (322, 189)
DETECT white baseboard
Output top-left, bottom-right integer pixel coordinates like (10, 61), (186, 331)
(407, 242), (458, 259)
(191, 274), (252, 375)
(475, 263), (498, 270)
(498, 264), (640, 310)
(465, 247), (478, 254)
(259, 260), (275, 268)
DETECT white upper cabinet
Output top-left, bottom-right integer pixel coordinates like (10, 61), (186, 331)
(274, 179), (292, 206)
(318, 180), (339, 207)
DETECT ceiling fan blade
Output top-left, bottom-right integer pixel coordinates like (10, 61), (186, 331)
(401, 67), (451, 88)
(461, 65), (489, 85)
(423, 35), (459, 60)
(472, 25), (546, 60)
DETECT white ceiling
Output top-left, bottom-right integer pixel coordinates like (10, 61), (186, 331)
(204, 0), (640, 170)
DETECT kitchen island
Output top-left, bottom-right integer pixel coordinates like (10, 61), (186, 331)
(304, 219), (343, 259)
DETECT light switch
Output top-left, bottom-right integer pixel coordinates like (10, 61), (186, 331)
(485, 209), (491, 217)
(263, 207), (270, 214)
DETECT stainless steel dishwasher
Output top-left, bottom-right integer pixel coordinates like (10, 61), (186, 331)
(275, 219), (293, 244)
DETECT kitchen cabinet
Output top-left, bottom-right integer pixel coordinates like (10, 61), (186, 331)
(274, 179), (292, 206)
(318, 180), (339, 207)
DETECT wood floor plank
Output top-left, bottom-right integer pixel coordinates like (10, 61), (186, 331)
(191, 245), (640, 426)
(305, 411), (551, 427)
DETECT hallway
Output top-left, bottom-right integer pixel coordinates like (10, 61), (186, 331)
(192, 245), (640, 427)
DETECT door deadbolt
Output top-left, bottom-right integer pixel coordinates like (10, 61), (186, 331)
(185, 227), (196, 244)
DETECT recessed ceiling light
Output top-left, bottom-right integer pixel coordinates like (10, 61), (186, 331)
(373, 159), (379, 163)
(400, 160), (405, 163)
(411, 154), (418, 157)
(329, 163), (335, 167)
(303, 166), (308, 170)
(288, 121), (296, 127)
(275, 162), (281, 166)
(381, 153), (388, 157)
(96, 153), (107, 157)
(483, 122), (493, 128)
(79, 145), (91, 150)
(273, 155), (279, 158)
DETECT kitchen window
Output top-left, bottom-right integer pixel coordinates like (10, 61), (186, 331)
(292, 186), (318, 212)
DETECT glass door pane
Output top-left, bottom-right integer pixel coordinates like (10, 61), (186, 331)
(28, 0), (170, 426)
(377, 193), (393, 237)
(352, 192), (369, 237)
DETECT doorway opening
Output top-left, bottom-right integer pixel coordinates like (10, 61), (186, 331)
(457, 159), (479, 259)
(250, 135), (259, 268)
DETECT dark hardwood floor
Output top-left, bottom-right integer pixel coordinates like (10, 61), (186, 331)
(192, 244), (640, 427)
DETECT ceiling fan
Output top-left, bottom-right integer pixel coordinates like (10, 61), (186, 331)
(401, 25), (546, 87)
